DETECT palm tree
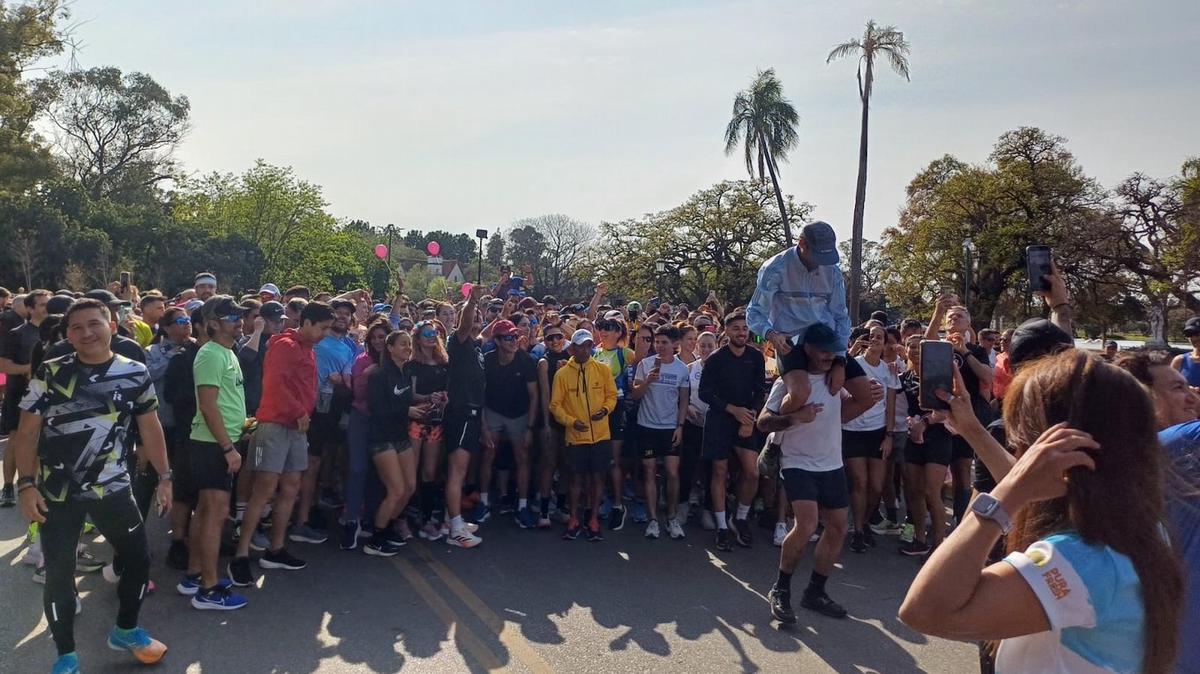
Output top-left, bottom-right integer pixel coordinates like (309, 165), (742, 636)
(724, 69), (800, 246)
(828, 20), (910, 323)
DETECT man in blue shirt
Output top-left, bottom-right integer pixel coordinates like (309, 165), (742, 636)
(748, 221), (869, 416)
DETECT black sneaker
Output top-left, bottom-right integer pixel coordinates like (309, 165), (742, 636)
(259, 548), (307, 571)
(167, 540), (189, 570)
(364, 539), (402, 557)
(768, 587), (797, 624)
(862, 527), (877, 548)
(849, 532), (868, 553)
(228, 556), (255, 587)
(382, 529), (408, 548)
(801, 590), (848, 619)
(715, 527), (734, 552)
(900, 540), (932, 557)
(607, 506), (627, 531)
(733, 518), (753, 548)
(0, 484), (15, 507)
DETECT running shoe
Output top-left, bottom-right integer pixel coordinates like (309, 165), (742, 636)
(177, 574), (234, 596)
(645, 520), (660, 539)
(849, 532), (868, 554)
(631, 500), (648, 524)
(107, 625), (168, 664)
(0, 484), (15, 507)
(288, 524), (328, 545)
(899, 522), (915, 544)
(470, 502), (492, 524)
(419, 521), (444, 541)
(562, 519), (582, 540)
(51, 652), (79, 674)
(318, 489), (343, 509)
(441, 520), (479, 537)
(227, 557), (256, 587)
(515, 507), (537, 530)
(537, 514), (552, 529)
(607, 505), (627, 531)
(102, 562), (120, 583)
(587, 521), (604, 542)
(900, 540), (932, 557)
(499, 494), (515, 515)
(801, 590), (848, 619)
(260, 548), (307, 570)
(395, 520), (414, 541)
(773, 522), (789, 547)
(733, 518), (753, 548)
(862, 527), (877, 548)
(447, 527), (482, 549)
(769, 587), (797, 624)
(597, 495), (612, 519)
(870, 518), (900, 536)
(76, 549), (106, 573)
(358, 522), (376, 539)
(364, 539), (402, 557)
(32, 564), (45, 584)
(667, 518), (685, 540)
(700, 509), (716, 531)
(191, 586), (247, 611)
(715, 527), (734, 552)
(20, 540), (43, 567)
(249, 530), (270, 552)
(167, 540), (189, 570)
(340, 520), (361, 551)
(381, 529), (408, 548)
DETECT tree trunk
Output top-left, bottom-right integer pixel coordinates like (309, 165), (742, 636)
(848, 95), (870, 325)
(759, 131), (794, 247)
(1146, 299), (1169, 347)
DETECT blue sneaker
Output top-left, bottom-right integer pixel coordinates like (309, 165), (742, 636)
(107, 626), (167, 664)
(470, 502), (491, 524)
(515, 507), (537, 529)
(598, 496), (612, 519)
(340, 520), (360, 551)
(52, 652), (80, 674)
(631, 500), (649, 524)
(190, 586), (247, 611)
(176, 574), (233, 596)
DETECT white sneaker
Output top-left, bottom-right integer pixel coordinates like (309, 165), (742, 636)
(102, 562), (120, 584)
(773, 522), (789, 547)
(645, 520), (661, 539)
(667, 518), (685, 540)
(442, 521), (478, 537)
(20, 541), (43, 567)
(446, 528), (482, 549)
(700, 510), (716, 531)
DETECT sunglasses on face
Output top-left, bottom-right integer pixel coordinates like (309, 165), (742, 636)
(545, 334), (564, 342)
(498, 335), (518, 342)
(419, 330), (438, 339)
(173, 316), (191, 326)
(219, 315), (243, 323)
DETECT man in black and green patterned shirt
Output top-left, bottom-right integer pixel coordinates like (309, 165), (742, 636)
(12, 299), (173, 673)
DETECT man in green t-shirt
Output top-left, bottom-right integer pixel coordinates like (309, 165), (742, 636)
(182, 295), (249, 611)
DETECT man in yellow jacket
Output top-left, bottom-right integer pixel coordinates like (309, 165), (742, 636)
(550, 329), (618, 542)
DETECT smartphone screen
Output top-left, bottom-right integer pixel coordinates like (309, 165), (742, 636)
(120, 271), (131, 289)
(919, 340), (954, 410)
(1026, 245), (1052, 293)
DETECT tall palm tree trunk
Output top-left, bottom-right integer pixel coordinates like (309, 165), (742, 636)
(759, 130), (794, 247)
(848, 96), (870, 324)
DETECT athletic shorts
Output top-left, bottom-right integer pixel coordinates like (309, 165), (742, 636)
(369, 439), (411, 456)
(485, 412), (529, 446)
(250, 422), (309, 474)
(565, 441), (611, 474)
(681, 422), (704, 459)
(701, 417), (761, 461)
(952, 434), (975, 461)
(307, 410), (343, 457)
(841, 427), (887, 461)
(637, 425), (679, 460)
(608, 399), (628, 437)
(780, 342), (867, 379)
(906, 438), (952, 466)
(781, 466), (849, 510)
(408, 421), (444, 443)
(177, 440), (234, 503)
(444, 407), (483, 453)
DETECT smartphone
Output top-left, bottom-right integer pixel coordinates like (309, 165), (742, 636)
(1026, 245), (1052, 293)
(117, 305), (133, 323)
(919, 340), (954, 410)
(119, 270), (131, 290)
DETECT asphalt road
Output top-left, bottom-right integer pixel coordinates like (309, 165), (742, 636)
(0, 481), (977, 674)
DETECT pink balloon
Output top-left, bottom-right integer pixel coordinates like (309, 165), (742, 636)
(427, 241), (441, 256)
(374, 244), (388, 260)
(460, 282), (473, 298)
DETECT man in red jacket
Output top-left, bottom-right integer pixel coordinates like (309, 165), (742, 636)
(228, 303), (333, 586)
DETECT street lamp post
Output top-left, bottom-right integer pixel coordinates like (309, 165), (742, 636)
(655, 260), (666, 305)
(475, 229), (488, 285)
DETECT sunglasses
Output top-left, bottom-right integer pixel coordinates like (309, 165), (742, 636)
(544, 334), (564, 342)
(219, 314), (243, 323)
(419, 329), (438, 339)
(173, 316), (192, 326)
(498, 335), (519, 342)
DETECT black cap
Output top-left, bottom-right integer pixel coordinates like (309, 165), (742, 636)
(1009, 318), (1073, 368)
(83, 289), (118, 304)
(1184, 317), (1200, 337)
(200, 295), (246, 322)
(46, 295), (74, 315)
(803, 322), (842, 353)
(260, 301), (286, 321)
(801, 221), (839, 266)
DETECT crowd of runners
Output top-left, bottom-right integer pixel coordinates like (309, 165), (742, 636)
(0, 220), (1196, 674)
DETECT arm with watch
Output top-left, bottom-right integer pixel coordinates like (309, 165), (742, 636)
(196, 385), (242, 474)
(135, 407), (174, 515)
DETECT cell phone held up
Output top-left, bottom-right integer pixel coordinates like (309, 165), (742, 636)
(1026, 245), (1052, 294)
(919, 340), (954, 411)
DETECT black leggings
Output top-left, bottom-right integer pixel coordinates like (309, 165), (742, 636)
(41, 490), (150, 655)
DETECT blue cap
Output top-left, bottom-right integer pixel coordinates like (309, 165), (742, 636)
(802, 323), (842, 353)
(801, 221), (839, 266)
(372, 303), (392, 313)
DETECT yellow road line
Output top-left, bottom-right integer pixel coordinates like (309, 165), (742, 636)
(390, 555), (508, 672)
(413, 544), (555, 674)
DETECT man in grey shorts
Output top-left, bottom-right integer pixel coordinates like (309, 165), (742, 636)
(228, 302), (333, 586)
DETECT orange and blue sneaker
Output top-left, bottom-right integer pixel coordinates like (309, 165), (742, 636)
(107, 625), (167, 664)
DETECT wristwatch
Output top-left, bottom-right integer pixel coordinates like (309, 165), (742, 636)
(158, 470), (174, 483)
(971, 492), (1013, 534)
(221, 444), (237, 455)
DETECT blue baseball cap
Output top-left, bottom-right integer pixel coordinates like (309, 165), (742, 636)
(801, 221), (839, 266)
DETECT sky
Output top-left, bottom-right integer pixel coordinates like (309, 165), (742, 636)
(49, 0), (1200, 243)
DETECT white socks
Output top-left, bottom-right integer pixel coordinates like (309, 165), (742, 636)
(736, 504), (751, 520)
(715, 512), (728, 530)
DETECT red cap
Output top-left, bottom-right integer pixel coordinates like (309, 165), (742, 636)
(491, 319), (519, 337)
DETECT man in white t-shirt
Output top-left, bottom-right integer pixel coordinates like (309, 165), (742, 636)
(631, 325), (690, 540)
(757, 323), (851, 624)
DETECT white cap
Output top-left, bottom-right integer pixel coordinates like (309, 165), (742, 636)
(570, 329), (594, 346)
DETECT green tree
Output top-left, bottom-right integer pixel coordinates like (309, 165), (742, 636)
(838, 239), (891, 319)
(723, 68), (800, 246)
(486, 230), (505, 268)
(0, 0), (67, 198)
(509, 214), (597, 299)
(827, 20), (911, 324)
